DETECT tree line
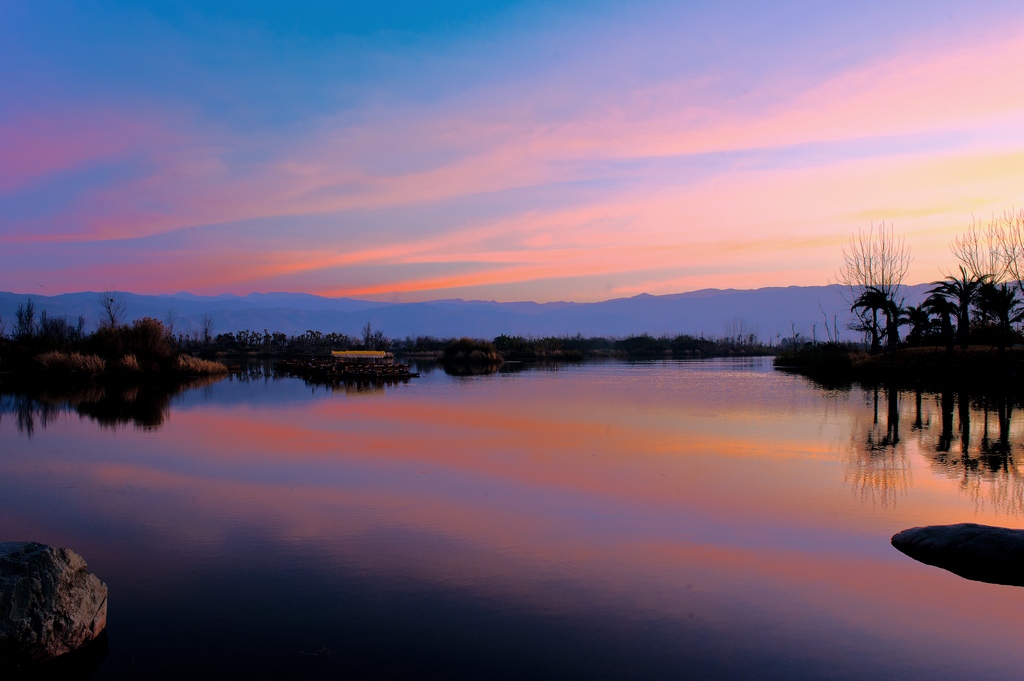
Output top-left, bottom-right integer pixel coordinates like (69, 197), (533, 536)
(838, 211), (1024, 355)
(198, 329), (772, 360)
(2, 288), (780, 369)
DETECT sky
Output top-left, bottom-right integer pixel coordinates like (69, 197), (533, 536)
(3, 1), (1024, 302)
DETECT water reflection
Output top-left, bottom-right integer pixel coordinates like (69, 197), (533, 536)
(7, 358), (1024, 679)
(843, 383), (1024, 514)
(0, 376), (224, 434)
(229, 359), (277, 382)
(7, 632), (109, 681)
(844, 386), (911, 508)
(442, 362), (502, 376)
(442, 359), (610, 377)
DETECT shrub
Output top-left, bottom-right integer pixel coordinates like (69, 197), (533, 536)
(442, 337), (503, 364)
(87, 317), (174, 364)
(175, 354), (229, 375)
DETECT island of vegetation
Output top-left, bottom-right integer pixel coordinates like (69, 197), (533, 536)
(0, 294), (227, 385)
(778, 211), (1024, 392)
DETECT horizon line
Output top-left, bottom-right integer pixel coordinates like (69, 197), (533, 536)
(0, 281), (945, 307)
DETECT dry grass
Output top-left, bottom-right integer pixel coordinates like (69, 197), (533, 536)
(175, 354), (229, 375)
(116, 354), (142, 372)
(36, 351), (106, 375)
(31, 349), (227, 378)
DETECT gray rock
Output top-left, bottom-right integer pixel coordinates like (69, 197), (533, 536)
(891, 523), (1024, 587)
(0, 542), (107, 663)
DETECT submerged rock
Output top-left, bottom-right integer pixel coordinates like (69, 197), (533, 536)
(891, 523), (1024, 587)
(0, 542), (108, 663)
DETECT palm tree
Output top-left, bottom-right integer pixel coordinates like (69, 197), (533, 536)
(977, 281), (1024, 354)
(883, 295), (905, 351)
(852, 286), (903, 352)
(923, 293), (957, 354)
(852, 286), (888, 353)
(903, 304), (935, 346)
(929, 266), (987, 349)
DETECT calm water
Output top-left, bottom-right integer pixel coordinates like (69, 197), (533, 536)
(3, 358), (1024, 679)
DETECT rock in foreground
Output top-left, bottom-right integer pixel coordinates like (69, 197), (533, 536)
(0, 542), (108, 663)
(892, 523), (1024, 587)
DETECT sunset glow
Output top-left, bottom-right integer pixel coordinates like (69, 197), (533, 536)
(3, 2), (1024, 300)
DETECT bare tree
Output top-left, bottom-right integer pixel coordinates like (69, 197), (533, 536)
(817, 301), (840, 343)
(722, 318), (759, 346)
(951, 215), (1009, 281)
(947, 209), (1024, 295)
(362, 322), (373, 349)
(996, 209), (1024, 295)
(14, 299), (36, 339)
(199, 313), (214, 346)
(941, 213), (1024, 349)
(835, 223), (912, 348)
(99, 291), (127, 328)
(164, 308), (178, 338)
(837, 222), (912, 301)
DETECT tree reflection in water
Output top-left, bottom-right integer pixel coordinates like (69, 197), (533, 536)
(845, 386), (911, 509)
(935, 392), (1024, 514)
(0, 376), (224, 435)
(844, 382), (1024, 515)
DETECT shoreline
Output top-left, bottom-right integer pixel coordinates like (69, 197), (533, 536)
(774, 344), (1024, 394)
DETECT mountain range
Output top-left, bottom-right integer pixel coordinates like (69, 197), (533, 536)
(0, 285), (932, 343)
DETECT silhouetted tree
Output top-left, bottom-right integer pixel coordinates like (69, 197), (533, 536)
(199, 313), (214, 346)
(851, 287), (885, 353)
(977, 281), (1024, 354)
(99, 291), (127, 328)
(952, 217), (1009, 282)
(903, 304), (935, 346)
(929, 266), (986, 349)
(36, 311), (84, 351)
(852, 286), (903, 352)
(997, 209), (1024, 296)
(371, 329), (389, 351)
(164, 308), (178, 338)
(836, 223), (912, 348)
(923, 293), (957, 354)
(14, 299), (36, 340)
(883, 295), (905, 351)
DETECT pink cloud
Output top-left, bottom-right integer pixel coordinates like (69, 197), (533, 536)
(14, 26), (1024, 243)
(0, 108), (182, 193)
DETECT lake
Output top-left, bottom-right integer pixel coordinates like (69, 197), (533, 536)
(3, 357), (1024, 679)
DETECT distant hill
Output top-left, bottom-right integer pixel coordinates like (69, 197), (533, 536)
(0, 285), (931, 343)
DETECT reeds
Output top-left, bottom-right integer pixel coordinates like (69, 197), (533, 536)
(35, 351), (106, 375)
(33, 350), (226, 377)
(116, 354), (142, 372)
(175, 354), (229, 375)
